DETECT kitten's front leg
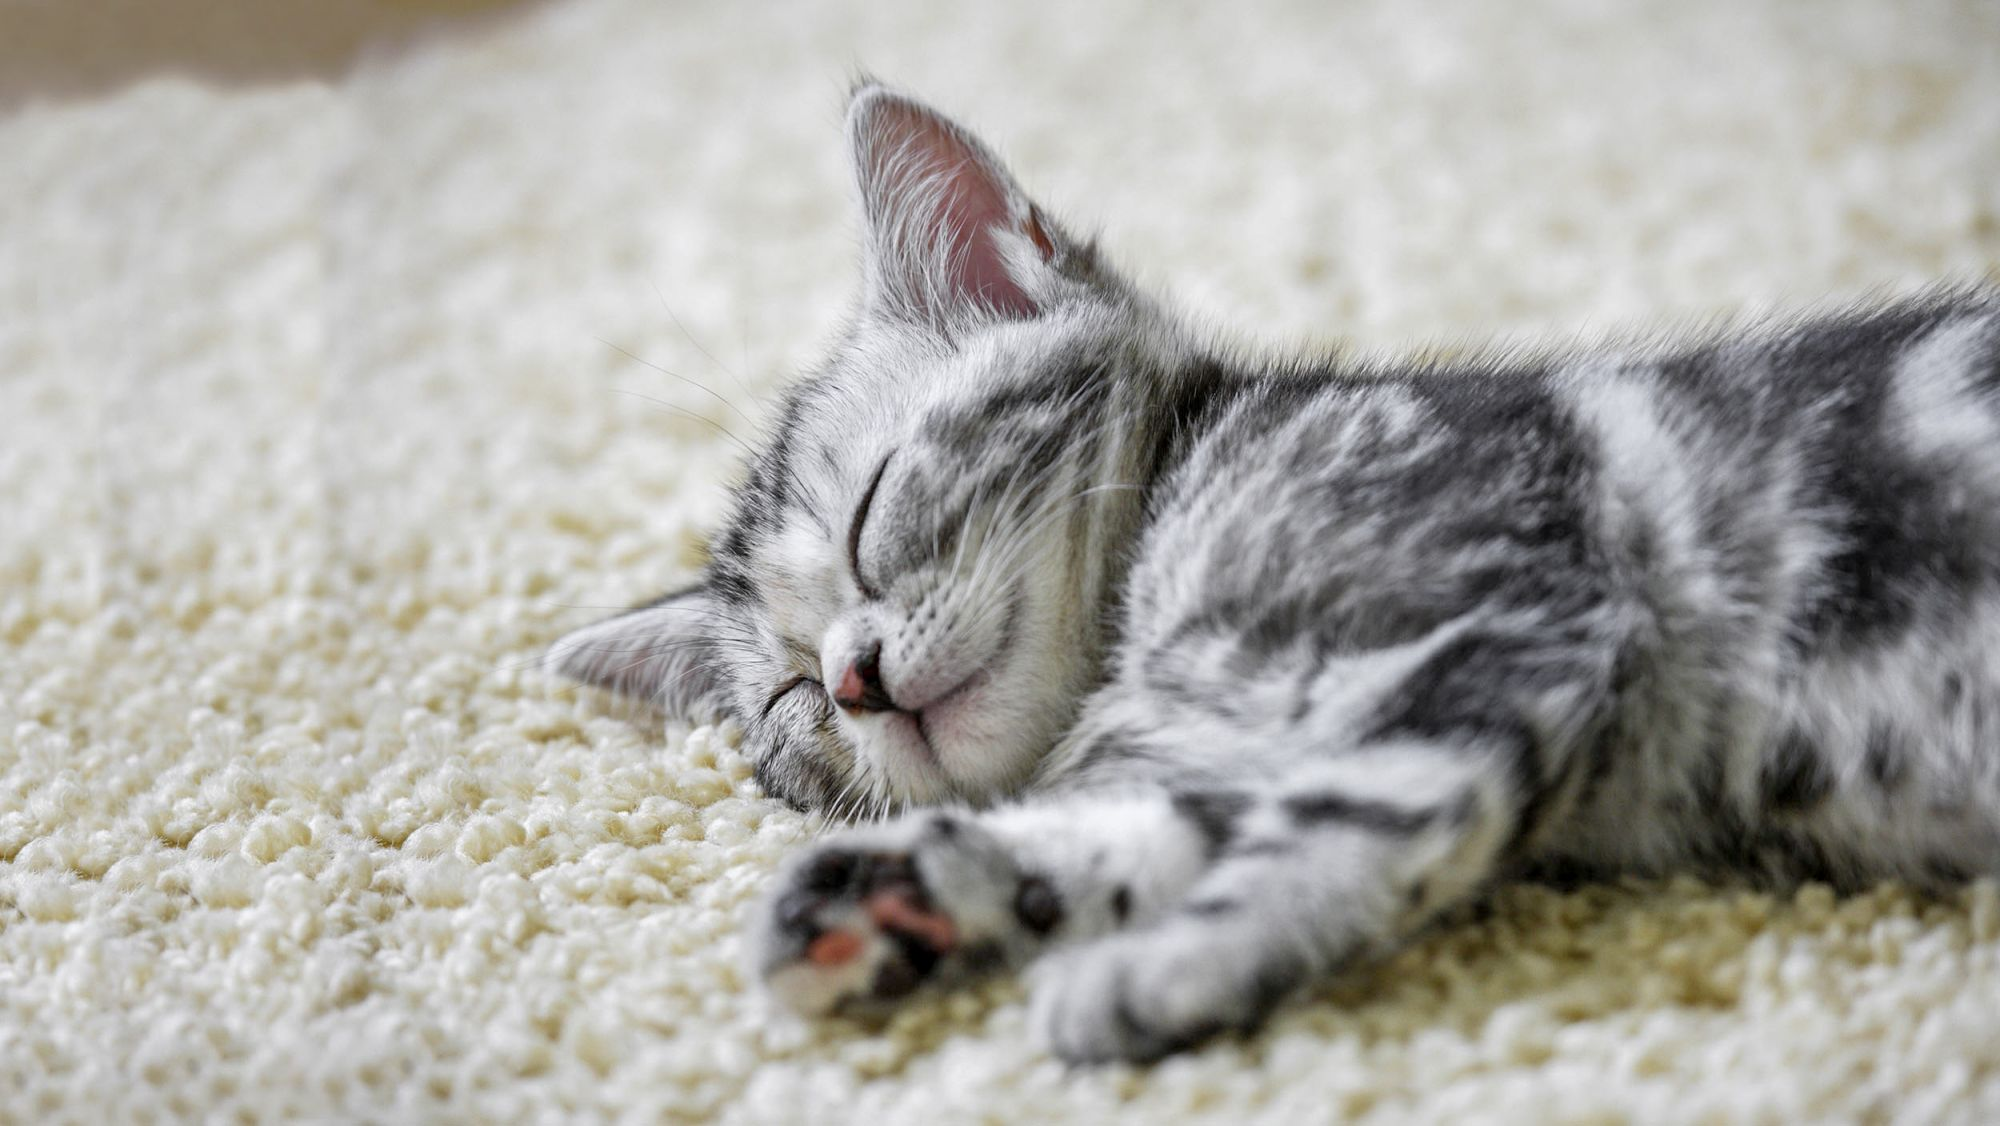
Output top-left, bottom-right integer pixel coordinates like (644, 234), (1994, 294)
(1033, 733), (1563, 1063)
(749, 793), (1212, 1017)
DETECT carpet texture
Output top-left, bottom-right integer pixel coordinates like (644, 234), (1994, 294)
(5, 0), (2000, 1121)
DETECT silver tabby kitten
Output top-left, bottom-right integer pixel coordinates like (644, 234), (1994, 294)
(552, 84), (2000, 1063)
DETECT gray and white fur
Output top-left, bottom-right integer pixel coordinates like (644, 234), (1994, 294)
(551, 83), (2000, 1063)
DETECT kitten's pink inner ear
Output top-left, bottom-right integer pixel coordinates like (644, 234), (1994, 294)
(861, 97), (1051, 320)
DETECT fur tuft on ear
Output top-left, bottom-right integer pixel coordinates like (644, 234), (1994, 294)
(546, 585), (729, 720)
(848, 82), (1081, 330)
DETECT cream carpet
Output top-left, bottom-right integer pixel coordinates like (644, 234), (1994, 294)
(4, 0), (2000, 1121)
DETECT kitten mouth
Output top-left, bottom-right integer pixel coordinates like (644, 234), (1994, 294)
(863, 665), (993, 783)
(908, 664), (989, 718)
(876, 583), (1019, 786)
(914, 667), (989, 744)
(877, 668), (987, 768)
(896, 581), (1016, 714)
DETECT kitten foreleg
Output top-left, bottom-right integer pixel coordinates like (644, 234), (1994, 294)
(1033, 731), (1564, 1062)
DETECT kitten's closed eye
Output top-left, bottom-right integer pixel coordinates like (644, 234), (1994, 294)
(848, 453), (892, 600)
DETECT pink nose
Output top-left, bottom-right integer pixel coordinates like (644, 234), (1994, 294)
(831, 642), (897, 713)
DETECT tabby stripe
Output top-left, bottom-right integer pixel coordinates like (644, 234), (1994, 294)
(1171, 788), (1252, 855)
(1280, 792), (1437, 835)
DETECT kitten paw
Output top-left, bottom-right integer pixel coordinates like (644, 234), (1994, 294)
(751, 813), (1050, 1015)
(1030, 919), (1298, 1063)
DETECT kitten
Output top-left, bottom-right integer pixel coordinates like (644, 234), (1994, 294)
(551, 83), (2000, 1063)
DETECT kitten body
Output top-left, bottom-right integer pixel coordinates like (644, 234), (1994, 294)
(554, 85), (2000, 1062)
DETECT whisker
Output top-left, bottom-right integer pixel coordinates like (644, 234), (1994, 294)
(822, 770), (864, 828)
(511, 631), (761, 674)
(962, 416), (1112, 596)
(982, 481), (1139, 589)
(498, 640), (752, 676)
(600, 338), (749, 426)
(610, 388), (759, 459)
(652, 282), (739, 379)
(943, 392), (1117, 643)
(958, 477), (1139, 644)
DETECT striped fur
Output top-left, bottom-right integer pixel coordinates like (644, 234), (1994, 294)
(553, 84), (2000, 1062)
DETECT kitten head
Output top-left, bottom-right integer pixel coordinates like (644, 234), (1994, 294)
(551, 84), (1175, 812)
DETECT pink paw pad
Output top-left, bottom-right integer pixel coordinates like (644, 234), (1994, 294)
(866, 891), (959, 951)
(805, 929), (866, 967)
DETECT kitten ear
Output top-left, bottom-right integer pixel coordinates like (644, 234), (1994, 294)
(546, 585), (729, 719)
(848, 83), (1082, 328)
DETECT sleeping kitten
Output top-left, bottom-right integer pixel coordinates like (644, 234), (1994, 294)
(552, 83), (2000, 1063)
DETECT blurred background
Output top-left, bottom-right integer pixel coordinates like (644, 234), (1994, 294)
(2, 1), (1998, 1119)
(7, 0), (1996, 595)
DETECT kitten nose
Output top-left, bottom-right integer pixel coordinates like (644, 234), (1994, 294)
(832, 642), (899, 713)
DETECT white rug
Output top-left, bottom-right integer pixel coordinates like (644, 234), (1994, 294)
(4, 0), (1999, 1120)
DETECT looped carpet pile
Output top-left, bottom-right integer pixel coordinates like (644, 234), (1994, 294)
(3, 0), (1998, 1120)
